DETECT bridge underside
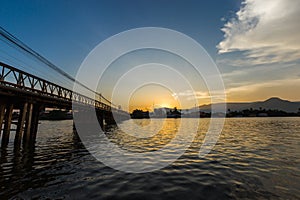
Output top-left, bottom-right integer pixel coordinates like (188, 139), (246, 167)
(0, 61), (129, 149)
(0, 84), (129, 148)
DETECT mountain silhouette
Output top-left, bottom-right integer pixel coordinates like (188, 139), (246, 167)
(199, 97), (300, 113)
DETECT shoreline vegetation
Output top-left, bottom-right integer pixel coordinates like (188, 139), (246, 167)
(23, 107), (300, 121)
(131, 97), (300, 119)
(130, 107), (300, 119)
(34, 107), (300, 120)
(10, 98), (299, 120)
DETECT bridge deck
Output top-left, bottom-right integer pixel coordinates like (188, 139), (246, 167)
(0, 62), (129, 149)
(0, 61), (112, 111)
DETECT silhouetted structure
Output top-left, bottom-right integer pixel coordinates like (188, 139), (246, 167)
(167, 107), (181, 118)
(226, 108), (299, 117)
(131, 109), (150, 119)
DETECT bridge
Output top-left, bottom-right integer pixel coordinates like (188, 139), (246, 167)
(0, 61), (129, 148)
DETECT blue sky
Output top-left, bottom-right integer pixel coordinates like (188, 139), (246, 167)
(0, 0), (240, 73)
(1, 0), (299, 108)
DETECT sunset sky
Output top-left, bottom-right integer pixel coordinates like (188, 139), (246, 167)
(1, 0), (299, 111)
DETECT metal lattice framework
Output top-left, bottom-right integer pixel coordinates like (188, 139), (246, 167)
(0, 61), (114, 111)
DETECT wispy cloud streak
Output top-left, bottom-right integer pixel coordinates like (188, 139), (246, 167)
(218, 0), (300, 64)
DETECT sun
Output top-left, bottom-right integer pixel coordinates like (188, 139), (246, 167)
(159, 103), (171, 108)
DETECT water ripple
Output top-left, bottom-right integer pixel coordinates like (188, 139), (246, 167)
(0, 118), (299, 199)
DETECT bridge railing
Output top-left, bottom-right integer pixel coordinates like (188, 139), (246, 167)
(0, 62), (114, 111)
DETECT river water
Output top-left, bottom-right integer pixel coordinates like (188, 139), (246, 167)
(0, 118), (299, 199)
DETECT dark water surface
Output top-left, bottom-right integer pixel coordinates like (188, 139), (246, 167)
(0, 118), (299, 199)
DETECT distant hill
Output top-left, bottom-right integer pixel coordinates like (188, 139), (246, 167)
(199, 97), (300, 113)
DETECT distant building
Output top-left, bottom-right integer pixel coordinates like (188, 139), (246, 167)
(130, 109), (149, 119)
(151, 107), (170, 118)
(167, 107), (181, 118)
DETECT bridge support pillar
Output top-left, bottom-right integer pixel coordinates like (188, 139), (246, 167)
(96, 110), (104, 129)
(0, 104), (5, 137)
(15, 102), (28, 146)
(2, 103), (14, 147)
(23, 103), (33, 144)
(104, 111), (116, 126)
(30, 104), (41, 142)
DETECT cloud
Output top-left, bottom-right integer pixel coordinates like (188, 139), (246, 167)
(172, 90), (209, 99)
(221, 61), (298, 79)
(172, 90), (226, 102)
(225, 78), (300, 95)
(225, 78), (300, 101)
(217, 0), (300, 64)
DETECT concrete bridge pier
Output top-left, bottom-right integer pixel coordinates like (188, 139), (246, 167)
(1, 103), (14, 147)
(73, 108), (119, 132)
(22, 103), (41, 146)
(0, 100), (41, 148)
(104, 111), (117, 126)
(22, 103), (33, 145)
(30, 104), (42, 142)
(14, 102), (28, 146)
(0, 104), (5, 134)
(96, 109), (105, 129)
